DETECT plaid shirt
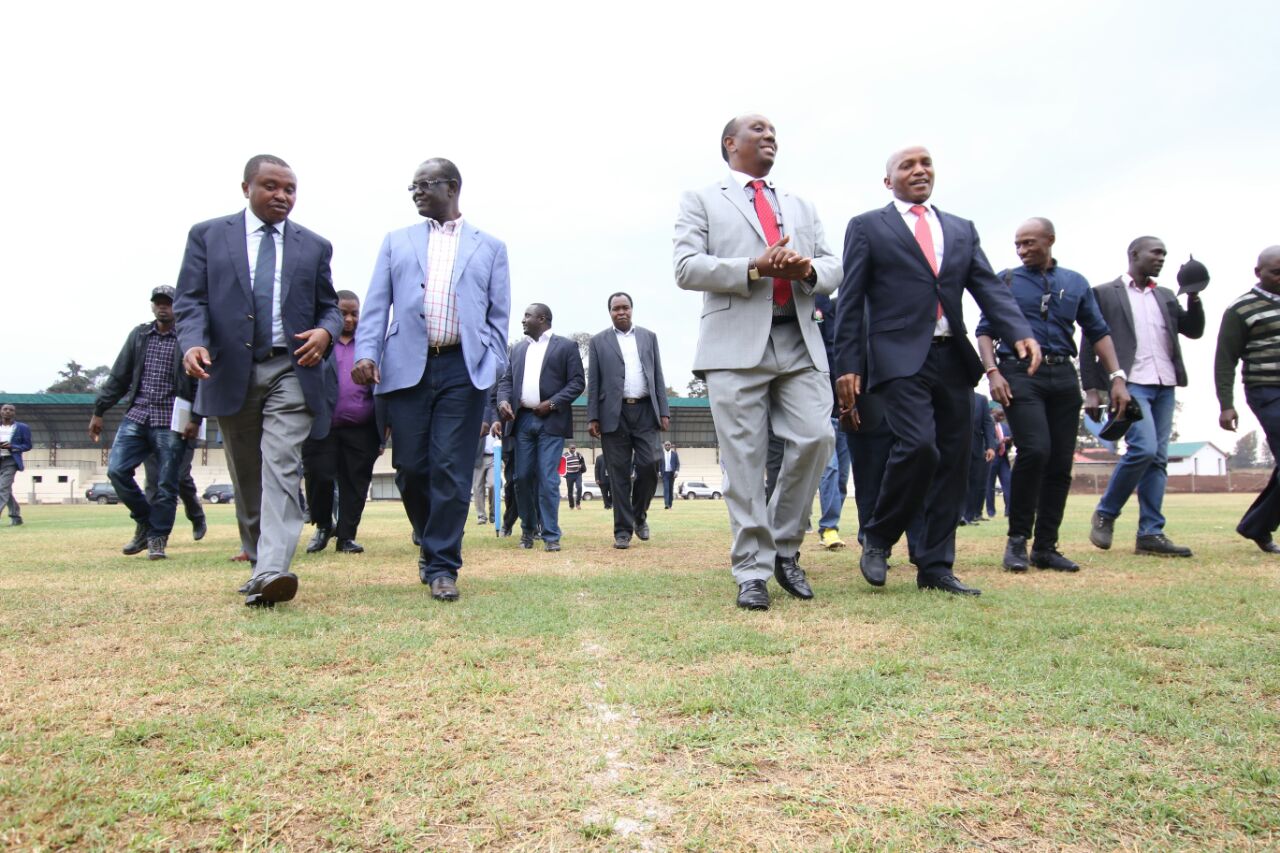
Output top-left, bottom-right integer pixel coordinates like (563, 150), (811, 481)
(423, 217), (463, 347)
(124, 326), (179, 428)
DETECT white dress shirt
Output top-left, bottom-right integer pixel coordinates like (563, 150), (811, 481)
(0, 423), (13, 457)
(520, 330), (553, 409)
(893, 197), (949, 337)
(1122, 273), (1177, 385)
(614, 327), (647, 398)
(245, 208), (286, 347)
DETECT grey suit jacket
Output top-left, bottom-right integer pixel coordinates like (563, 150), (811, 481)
(673, 175), (841, 374)
(1079, 278), (1205, 390)
(586, 326), (670, 434)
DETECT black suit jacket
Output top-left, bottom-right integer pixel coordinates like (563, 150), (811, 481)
(971, 392), (996, 454)
(835, 203), (1032, 390)
(496, 334), (585, 438)
(586, 326), (670, 434)
(1078, 278), (1205, 390)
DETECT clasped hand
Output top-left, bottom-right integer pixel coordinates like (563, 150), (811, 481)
(754, 235), (812, 281)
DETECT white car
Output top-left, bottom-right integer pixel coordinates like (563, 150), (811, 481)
(680, 481), (722, 500)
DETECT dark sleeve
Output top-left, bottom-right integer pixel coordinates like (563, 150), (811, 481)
(174, 224), (210, 355)
(650, 332), (670, 419)
(11, 424), (33, 454)
(552, 342), (586, 408)
(586, 336), (601, 423)
(1076, 278), (1111, 345)
(496, 348), (515, 408)
(312, 238), (342, 350)
(982, 402), (997, 452)
(1177, 293), (1206, 339)
(94, 329), (138, 417)
(834, 217), (871, 377)
(374, 396), (389, 448)
(1214, 305), (1246, 411)
(1079, 287), (1107, 391)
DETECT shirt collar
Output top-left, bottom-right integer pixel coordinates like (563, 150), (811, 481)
(146, 322), (175, 337)
(893, 197), (935, 216)
(614, 326), (635, 338)
(730, 170), (773, 190)
(527, 329), (552, 344)
(245, 208), (284, 237)
(426, 215), (464, 234)
(1253, 285), (1280, 303)
(1122, 273), (1157, 291)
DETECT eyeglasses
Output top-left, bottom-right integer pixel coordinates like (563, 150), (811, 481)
(407, 180), (455, 193)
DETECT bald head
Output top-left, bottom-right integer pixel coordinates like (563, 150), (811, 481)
(1014, 218), (1056, 271)
(1258, 246), (1280, 295)
(1259, 246), (1280, 267)
(884, 146), (934, 204)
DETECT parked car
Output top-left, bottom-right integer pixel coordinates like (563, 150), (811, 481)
(580, 481), (602, 500)
(203, 483), (235, 504)
(680, 481), (722, 500)
(85, 482), (119, 504)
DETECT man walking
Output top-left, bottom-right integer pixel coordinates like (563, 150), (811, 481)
(175, 155), (342, 607)
(563, 445), (586, 509)
(660, 442), (680, 508)
(587, 292), (670, 548)
(1080, 236), (1204, 557)
(960, 391), (997, 526)
(986, 406), (1013, 518)
(594, 451), (612, 509)
(0, 404), (31, 526)
(90, 286), (200, 559)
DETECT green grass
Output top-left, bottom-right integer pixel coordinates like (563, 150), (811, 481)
(1, 494), (1278, 850)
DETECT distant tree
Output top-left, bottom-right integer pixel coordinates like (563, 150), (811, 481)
(1259, 437), (1275, 469)
(570, 331), (592, 387)
(665, 385), (680, 398)
(44, 360), (109, 394)
(1169, 400), (1183, 442)
(1230, 430), (1260, 469)
(687, 377), (708, 398)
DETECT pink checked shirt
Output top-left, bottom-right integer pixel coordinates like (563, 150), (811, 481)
(424, 217), (464, 347)
(1122, 273), (1177, 386)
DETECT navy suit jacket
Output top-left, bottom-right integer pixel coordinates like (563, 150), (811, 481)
(835, 203), (1031, 390)
(971, 393), (997, 454)
(586, 326), (670, 435)
(174, 211), (342, 438)
(496, 334), (585, 438)
(1, 421), (32, 471)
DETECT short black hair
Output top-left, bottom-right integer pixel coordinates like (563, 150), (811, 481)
(1128, 235), (1162, 256)
(607, 291), (633, 311)
(531, 302), (552, 324)
(720, 117), (741, 164)
(244, 154), (291, 183)
(336, 290), (360, 302)
(420, 157), (462, 192)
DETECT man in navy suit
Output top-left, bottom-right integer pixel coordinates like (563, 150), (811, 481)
(353, 158), (510, 602)
(960, 392), (997, 525)
(175, 155), (341, 607)
(0, 404), (31, 526)
(835, 146), (1040, 596)
(496, 304), (585, 552)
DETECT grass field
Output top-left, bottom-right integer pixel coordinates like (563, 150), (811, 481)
(1, 494), (1278, 851)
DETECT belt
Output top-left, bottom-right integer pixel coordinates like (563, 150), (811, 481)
(623, 396), (649, 404)
(255, 346), (289, 362)
(931, 335), (952, 346)
(1001, 353), (1072, 365)
(771, 314), (798, 326)
(429, 342), (462, 356)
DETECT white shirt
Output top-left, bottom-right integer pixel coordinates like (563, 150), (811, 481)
(245, 208), (286, 347)
(0, 423), (13, 457)
(1122, 273), (1177, 385)
(520, 330), (553, 409)
(614, 327), (647, 398)
(893, 197), (949, 337)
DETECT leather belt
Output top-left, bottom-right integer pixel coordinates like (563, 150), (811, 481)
(255, 346), (289, 362)
(931, 336), (952, 346)
(623, 397), (648, 404)
(1001, 353), (1071, 365)
(771, 314), (798, 325)
(429, 343), (462, 356)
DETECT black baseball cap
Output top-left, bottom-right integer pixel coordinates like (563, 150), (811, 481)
(1099, 398), (1144, 442)
(151, 285), (176, 302)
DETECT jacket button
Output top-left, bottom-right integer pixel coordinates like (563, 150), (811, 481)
(420, 313), (426, 319)
(247, 314), (254, 320)
(420, 283), (425, 289)
(245, 342), (252, 348)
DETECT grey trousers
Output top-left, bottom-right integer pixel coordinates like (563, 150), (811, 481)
(217, 354), (313, 577)
(0, 458), (19, 520)
(705, 323), (834, 584)
(472, 454), (494, 519)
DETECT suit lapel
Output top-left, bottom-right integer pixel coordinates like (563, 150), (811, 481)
(720, 177), (767, 244)
(1110, 279), (1137, 341)
(934, 208), (963, 279)
(879, 204), (935, 277)
(225, 213), (253, 305)
(280, 220), (301, 306)
(409, 223), (429, 282)
(452, 224), (481, 290)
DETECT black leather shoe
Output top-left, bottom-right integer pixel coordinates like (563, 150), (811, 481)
(918, 574), (981, 596)
(430, 576), (460, 601)
(1003, 535), (1029, 572)
(774, 554), (814, 600)
(236, 577), (253, 595)
(122, 522), (148, 556)
(1135, 534), (1192, 557)
(1250, 536), (1280, 554)
(519, 536), (534, 549)
(243, 571), (299, 607)
(191, 515), (207, 541)
(10, 517), (22, 526)
(1089, 511), (1114, 550)
(613, 534), (631, 549)
(1031, 546), (1079, 572)
(306, 527), (332, 553)
(736, 579), (769, 610)
(147, 535), (168, 561)
(860, 546), (889, 587)
(636, 522), (650, 541)
(335, 539), (364, 554)
(544, 540), (562, 552)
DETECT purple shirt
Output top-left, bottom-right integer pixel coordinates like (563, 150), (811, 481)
(330, 338), (375, 428)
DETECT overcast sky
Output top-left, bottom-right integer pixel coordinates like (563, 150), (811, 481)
(3, 0), (1275, 449)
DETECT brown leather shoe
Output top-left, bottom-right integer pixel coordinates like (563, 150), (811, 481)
(430, 576), (460, 602)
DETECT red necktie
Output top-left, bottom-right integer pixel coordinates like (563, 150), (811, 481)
(750, 180), (791, 306)
(910, 204), (942, 320)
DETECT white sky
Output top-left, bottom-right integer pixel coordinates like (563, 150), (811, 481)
(2, 0), (1276, 450)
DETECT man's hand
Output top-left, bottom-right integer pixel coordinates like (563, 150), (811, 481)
(1220, 408), (1239, 431)
(351, 358), (380, 386)
(660, 415), (670, 432)
(497, 401), (515, 422)
(984, 448), (996, 463)
(293, 328), (332, 367)
(1084, 389), (1103, 422)
(182, 420), (201, 441)
(1109, 378), (1132, 416)
(836, 373), (861, 414)
(184, 346), (212, 380)
(588, 420), (602, 439)
(1013, 338), (1042, 375)
(490, 421), (503, 437)
(754, 236), (814, 282)
(88, 415), (103, 442)
(533, 401), (553, 417)
(987, 369), (1012, 407)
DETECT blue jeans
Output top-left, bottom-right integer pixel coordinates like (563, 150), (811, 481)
(514, 410), (565, 543)
(108, 419), (184, 537)
(1096, 383), (1175, 536)
(818, 417), (849, 531)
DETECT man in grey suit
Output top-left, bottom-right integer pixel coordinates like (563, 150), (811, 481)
(175, 155), (341, 607)
(587, 292), (671, 549)
(674, 114), (840, 610)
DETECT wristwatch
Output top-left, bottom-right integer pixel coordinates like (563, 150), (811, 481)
(1108, 369), (1126, 382)
(748, 262), (761, 281)
(548, 401), (558, 411)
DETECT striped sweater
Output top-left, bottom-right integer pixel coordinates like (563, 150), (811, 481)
(1215, 288), (1280, 410)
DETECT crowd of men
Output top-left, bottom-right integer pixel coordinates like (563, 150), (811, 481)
(4, 121), (1279, 612)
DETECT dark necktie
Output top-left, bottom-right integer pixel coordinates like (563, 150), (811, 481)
(749, 180), (791, 306)
(253, 224), (277, 360)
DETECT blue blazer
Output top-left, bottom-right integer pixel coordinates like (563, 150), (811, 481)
(354, 221), (511, 394)
(2, 421), (32, 471)
(174, 211), (342, 438)
(496, 335), (585, 438)
(835, 203), (1031, 390)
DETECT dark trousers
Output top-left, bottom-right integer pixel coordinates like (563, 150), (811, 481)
(661, 472), (677, 507)
(863, 343), (972, 580)
(386, 349), (485, 582)
(565, 472), (583, 507)
(598, 474), (612, 508)
(846, 419), (925, 561)
(303, 420), (380, 539)
(1002, 360), (1081, 547)
(501, 441), (521, 533)
(145, 443), (204, 523)
(601, 402), (660, 536)
(1238, 385), (1280, 542)
(986, 453), (1011, 516)
(964, 444), (987, 521)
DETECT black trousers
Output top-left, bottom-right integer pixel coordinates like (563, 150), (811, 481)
(601, 402), (660, 536)
(302, 420), (380, 539)
(1239, 385), (1280, 542)
(565, 472), (583, 507)
(1001, 360), (1081, 547)
(144, 443), (203, 522)
(846, 417), (925, 561)
(863, 342), (972, 580)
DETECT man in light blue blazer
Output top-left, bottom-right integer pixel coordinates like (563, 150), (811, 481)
(353, 158), (510, 602)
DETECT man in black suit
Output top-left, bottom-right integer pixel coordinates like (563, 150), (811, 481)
(587, 292), (671, 549)
(660, 442), (680, 508)
(496, 303), (585, 551)
(1080, 236), (1204, 556)
(594, 453), (612, 509)
(961, 392), (997, 525)
(175, 155), (341, 607)
(835, 146), (1040, 596)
